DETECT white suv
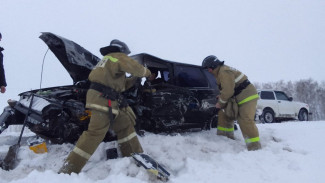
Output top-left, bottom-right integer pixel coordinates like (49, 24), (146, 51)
(256, 89), (310, 123)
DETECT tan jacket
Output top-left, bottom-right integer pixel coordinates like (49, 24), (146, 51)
(211, 65), (257, 108)
(89, 52), (151, 92)
(86, 52), (151, 115)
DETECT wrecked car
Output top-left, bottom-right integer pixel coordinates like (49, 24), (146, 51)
(0, 32), (219, 144)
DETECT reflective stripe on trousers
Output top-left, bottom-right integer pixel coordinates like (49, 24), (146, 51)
(72, 147), (92, 160)
(117, 132), (137, 144)
(238, 94), (259, 105)
(86, 103), (119, 115)
(217, 126), (234, 132)
(245, 137), (260, 143)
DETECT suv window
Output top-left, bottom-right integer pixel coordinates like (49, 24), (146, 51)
(260, 91), (275, 100)
(174, 65), (208, 87)
(203, 70), (218, 89)
(275, 91), (290, 101)
(162, 70), (170, 82)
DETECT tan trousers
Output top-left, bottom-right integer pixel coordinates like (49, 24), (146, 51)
(59, 107), (143, 174)
(217, 99), (261, 150)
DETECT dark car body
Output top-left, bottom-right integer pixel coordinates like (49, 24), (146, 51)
(0, 33), (219, 143)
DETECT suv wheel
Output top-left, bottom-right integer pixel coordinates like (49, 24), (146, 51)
(298, 109), (308, 121)
(262, 109), (275, 123)
(209, 115), (218, 129)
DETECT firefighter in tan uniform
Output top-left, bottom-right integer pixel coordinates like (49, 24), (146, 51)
(202, 55), (261, 151)
(59, 40), (151, 174)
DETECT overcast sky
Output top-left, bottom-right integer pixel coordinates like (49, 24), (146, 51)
(0, 0), (324, 104)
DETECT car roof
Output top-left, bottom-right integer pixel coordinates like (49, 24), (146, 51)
(131, 53), (202, 69)
(257, 89), (286, 93)
(258, 89), (274, 91)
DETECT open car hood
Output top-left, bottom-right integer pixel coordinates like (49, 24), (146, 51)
(39, 32), (100, 84)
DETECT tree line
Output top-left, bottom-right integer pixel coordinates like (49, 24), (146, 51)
(254, 78), (325, 121)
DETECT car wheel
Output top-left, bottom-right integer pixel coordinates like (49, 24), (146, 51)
(209, 115), (218, 129)
(262, 109), (274, 123)
(298, 109), (308, 121)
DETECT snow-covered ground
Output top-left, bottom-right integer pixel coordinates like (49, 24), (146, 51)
(0, 121), (324, 183)
(1, 1), (324, 182)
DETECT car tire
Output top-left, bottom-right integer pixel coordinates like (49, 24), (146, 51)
(262, 109), (275, 123)
(298, 109), (308, 121)
(209, 115), (218, 129)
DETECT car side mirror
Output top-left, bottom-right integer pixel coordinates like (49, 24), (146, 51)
(289, 97), (293, 101)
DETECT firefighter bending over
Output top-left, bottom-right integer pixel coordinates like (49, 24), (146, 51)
(202, 55), (261, 151)
(59, 40), (151, 174)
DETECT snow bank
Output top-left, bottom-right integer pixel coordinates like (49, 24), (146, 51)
(1, 121), (324, 183)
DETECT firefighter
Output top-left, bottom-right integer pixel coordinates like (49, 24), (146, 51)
(59, 39), (151, 174)
(202, 55), (261, 151)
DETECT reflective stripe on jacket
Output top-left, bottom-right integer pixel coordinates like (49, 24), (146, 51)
(211, 65), (257, 108)
(88, 52), (151, 93)
(87, 52), (151, 114)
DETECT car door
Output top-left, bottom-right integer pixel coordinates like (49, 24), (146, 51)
(274, 91), (295, 117)
(174, 64), (217, 128)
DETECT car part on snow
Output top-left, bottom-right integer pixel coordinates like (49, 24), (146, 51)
(0, 93), (35, 170)
(27, 136), (48, 154)
(132, 153), (170, 182)
(106, 148), (118, 160)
